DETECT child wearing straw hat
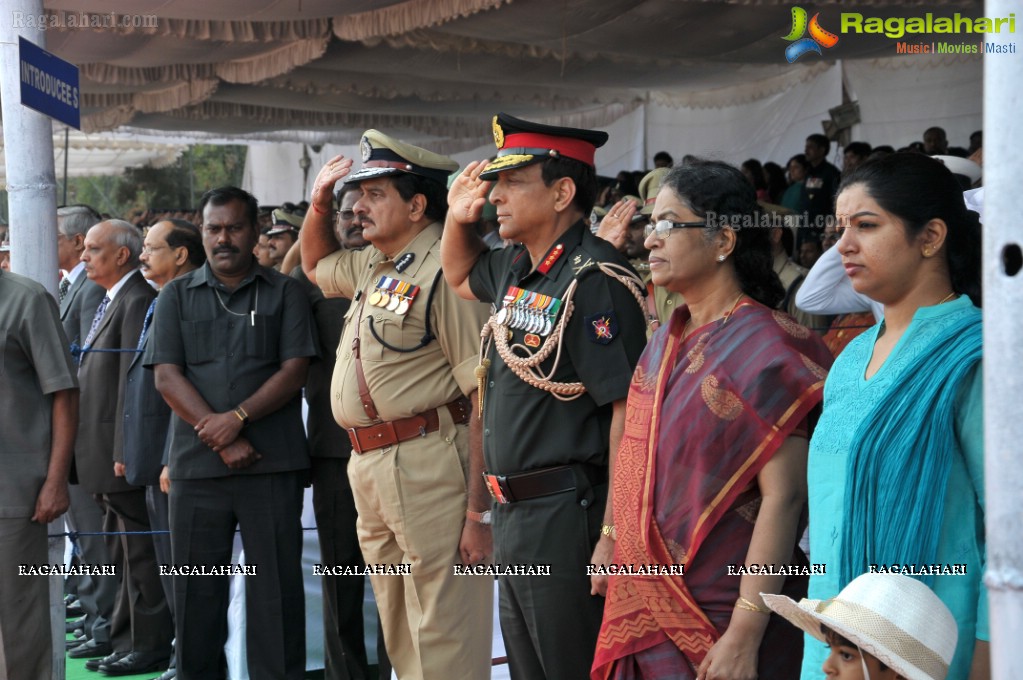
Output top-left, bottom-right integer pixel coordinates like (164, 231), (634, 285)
(762, 572), (958, 680)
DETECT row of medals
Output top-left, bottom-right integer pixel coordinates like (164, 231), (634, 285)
(494, 286), (563, 336)
(368, 276), (418, 316)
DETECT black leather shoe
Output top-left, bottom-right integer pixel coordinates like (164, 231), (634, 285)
(68, 639), (113, 659)
(66, 599), (85, 618)
(66, 630), (88, 649)
(152, 666), (177, 680)
(99, 651), (170, 677)
(66, 615), (87, 633)
(85, 651), (128, 672)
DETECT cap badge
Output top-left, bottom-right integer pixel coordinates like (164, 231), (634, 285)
(360, 136), (373, 162)
(492, 115), (505, 149)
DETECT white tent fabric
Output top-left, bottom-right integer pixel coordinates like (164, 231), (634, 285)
(24, 0), (985, 153)
(243, 58), (983, 207)
(0, 129), (185, 189)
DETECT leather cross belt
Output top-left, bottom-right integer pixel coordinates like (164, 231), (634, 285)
(347, 397), (470, 454)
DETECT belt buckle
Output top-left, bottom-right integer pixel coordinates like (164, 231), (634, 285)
(346, 427), (364, 455)
(483, 473), (510, 504)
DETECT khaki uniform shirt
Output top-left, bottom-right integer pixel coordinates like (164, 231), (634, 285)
(315, 222), (489, 429)
(774, 252), (828, 333)
(631, 258), (685, 329)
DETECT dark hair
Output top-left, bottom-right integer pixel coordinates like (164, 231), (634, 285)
(163, 219), (206, 267)
(839, 152), (982, 307)
(199, 186), (259, 229)
(653, 150), (673, 167)
(335, 182), (359, 204)
(541, 156), (598, 217)
(741, 159), (768, 192)
(661, 160), (784, 308)
(787, 154), (811, 174)
(806, 134), (830, 154)
(388, 173), (449, 223)
(844, 141), (872, 159)
(763, 162), (787, 204)
(821, 626), (890, 672)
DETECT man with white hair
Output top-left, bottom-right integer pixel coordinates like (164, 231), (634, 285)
(70, 220), (173, 676)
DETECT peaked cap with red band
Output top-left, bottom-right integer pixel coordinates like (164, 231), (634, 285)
(479, 113), (609, 180)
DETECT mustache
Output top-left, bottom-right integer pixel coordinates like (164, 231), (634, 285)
(213, 246), (239, 255)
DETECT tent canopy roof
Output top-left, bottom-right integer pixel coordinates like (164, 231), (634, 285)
(28, 0), (983, 151)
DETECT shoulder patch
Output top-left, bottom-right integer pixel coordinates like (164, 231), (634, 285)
(585, 310), (618, 345)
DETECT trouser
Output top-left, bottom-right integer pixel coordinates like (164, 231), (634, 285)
(347, 420), (492, 680)
(99, 488), (174, 655)
(145, 484), (174, 623)
(311, 457), (371, 680)
(0, 517), (50, 680)
(66, 481), (117, 643)
(170, 471), (306, 680)
(494, 481), (607, 680)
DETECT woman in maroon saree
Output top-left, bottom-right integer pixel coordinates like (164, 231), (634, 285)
(592, 161), (832, 680)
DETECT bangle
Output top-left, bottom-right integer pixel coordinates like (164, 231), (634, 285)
(233, 406), (249, 424)
(600, 523), (617, 541)
(311, 203), (328, 216)
(735, 596), (770, 614)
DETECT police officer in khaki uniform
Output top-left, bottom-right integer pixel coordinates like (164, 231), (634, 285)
(300, 131), (493, 680)
(441, 114), (648, 680)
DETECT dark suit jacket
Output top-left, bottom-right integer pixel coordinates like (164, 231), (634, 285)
(75, 271), (157, 494)
(60, 272), (106, 351)
(123, 318), (171, 487)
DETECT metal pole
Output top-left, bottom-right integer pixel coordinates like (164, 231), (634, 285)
(983, 1), (1023, 677)
(0, 3), (64, 678)
(62, 126), (68, 204)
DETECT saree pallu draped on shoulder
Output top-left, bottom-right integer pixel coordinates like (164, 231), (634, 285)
(593, 302), (832, 680)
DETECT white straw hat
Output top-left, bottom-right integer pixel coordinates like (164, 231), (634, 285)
(761, 573), (957, 680)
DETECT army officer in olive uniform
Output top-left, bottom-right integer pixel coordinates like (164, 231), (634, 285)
(441, 114), (648, 680)
(301, 131), (493, 680)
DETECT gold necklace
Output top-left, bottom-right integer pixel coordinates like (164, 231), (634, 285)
(683, 292), (746, 341)
(937, 291), (957, 305)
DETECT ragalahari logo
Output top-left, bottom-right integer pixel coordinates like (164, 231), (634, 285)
(783, 7), (839, 62)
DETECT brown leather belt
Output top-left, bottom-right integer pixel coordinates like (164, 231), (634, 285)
(347, 397), (470, 454)
(483, 464), (606, 504)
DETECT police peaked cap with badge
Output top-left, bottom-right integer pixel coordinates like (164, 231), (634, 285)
(479, 113), (609, 180)
(345, 129), (459, 186)
(266, 208), (303, 236)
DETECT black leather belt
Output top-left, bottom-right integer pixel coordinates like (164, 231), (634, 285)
(483, 464), (606, 504)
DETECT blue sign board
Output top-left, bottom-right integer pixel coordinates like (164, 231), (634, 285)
(19, 36), (80, 129)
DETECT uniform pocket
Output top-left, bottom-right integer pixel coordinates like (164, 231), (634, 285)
(183, 319), (216, 364)
(246, 313), (280, 359)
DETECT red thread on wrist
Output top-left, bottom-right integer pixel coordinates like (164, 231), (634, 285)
(312, 203), (328, 215)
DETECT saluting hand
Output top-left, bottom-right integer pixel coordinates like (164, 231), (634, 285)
(447, 161), (492, 226)
(596, 198), (639, 250)
(310, 155), (354, 211)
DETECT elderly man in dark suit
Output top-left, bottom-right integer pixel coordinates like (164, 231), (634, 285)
(123, 219), (205, 680)
(71, 219), (174, 676)
(57, 204), (119, 655)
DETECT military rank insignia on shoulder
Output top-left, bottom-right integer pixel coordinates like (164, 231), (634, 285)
(585, 311), (619, 345)
(368, 275), (420, 316)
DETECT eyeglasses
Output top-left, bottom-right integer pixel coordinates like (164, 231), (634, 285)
(644, 219), (707, 239)
(142, 244), (171, 255)
(335, 209), (355, 222)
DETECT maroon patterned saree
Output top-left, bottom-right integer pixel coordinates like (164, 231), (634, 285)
(592, 301), (832, 680)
